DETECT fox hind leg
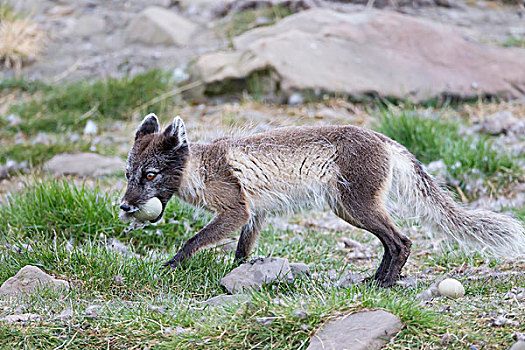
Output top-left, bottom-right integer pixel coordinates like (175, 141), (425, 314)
(331, 187), (411, 287)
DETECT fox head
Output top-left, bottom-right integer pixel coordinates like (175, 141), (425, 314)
(119, 113), (189, 223)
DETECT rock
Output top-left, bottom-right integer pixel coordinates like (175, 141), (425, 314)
(290, 263), (310, 278)
(0, 313), (42, 323)
(0, 265), (69, 296)
(55, 307), (73, 321)
(416, 284), (439, 301)
(255, 317), (275, 325)
(334, 271), (361, 288)
(83, 120), (98, 136)
(307, 310), (402, 350)
(492, 315), (519, 327)
(85, 305), (101, 318)
(0, 160), (27, 180)
(194, 9), (525, 101)
(202, 294), (251, 307)
(288, 92), (304, 106)
(478, 110), (521, 135)
(510, 342), (525, 350)
(43, 153), (125, 177)
(6, 114), (21, 126)
(73, 15), (106, 37)
(220, 257), (293, 293)
(126, 6), (199, 46)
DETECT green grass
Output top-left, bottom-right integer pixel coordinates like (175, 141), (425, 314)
(503, 35), (525, 48)
(374, 106), (523, 193)
(220, 5), (294, 41)
(0, 180), (209, 253)
(1, 179), (523, 348)
(4, 69), (174, 136)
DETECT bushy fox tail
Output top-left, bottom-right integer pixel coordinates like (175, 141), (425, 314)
(386, 143), (525, 258)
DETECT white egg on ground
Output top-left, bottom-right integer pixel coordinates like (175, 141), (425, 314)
(438, 278), (465, 298)
(133, 197), (163, 222)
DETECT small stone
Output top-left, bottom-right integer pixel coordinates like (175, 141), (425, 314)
(288, 93), (304, 106)
(85, 305), (100, 318)
(289, 263), (310, 278)
(220, 257), (293, 294)
(176, 326), (188, 335)
(340, 237), (365, 250)
(83, 120), (98, 136)
(479, 110), (520, 135)
(55, 307), (72, 321)
(148, 305), (167, 314)
(255, 317), (275, 326)
(31, 133), (50, 145)
(492, 315), (519, 327)
(6, 114), (21, 126)
(293, 309), (308, 320)
(0, 265), (69, 296)
(416, 284), (439, 301)
(334, 271), (361, 288)
(0, 313), (42, 323)
(113, 275), (124, 285)
(173, 66), (190, 83)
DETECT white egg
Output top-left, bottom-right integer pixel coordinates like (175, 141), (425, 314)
(438, 278), (465, 298)
(133, 197), (163, 222)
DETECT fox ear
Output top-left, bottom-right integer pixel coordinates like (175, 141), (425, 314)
(136, 113), (159, 140)
(163, 115), (188, 149)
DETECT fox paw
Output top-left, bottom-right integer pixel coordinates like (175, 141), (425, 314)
(162, 251), (187, 269)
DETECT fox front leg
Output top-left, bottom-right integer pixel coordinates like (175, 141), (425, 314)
(163, 210), (249, 268)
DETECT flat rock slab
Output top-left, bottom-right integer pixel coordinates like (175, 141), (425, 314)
(195, 8), (525, 101)
(43, 153), (125, 177)
(0, 265), (70, 296)
(221, 257), (293, 293)
(307, 310), (402, 350)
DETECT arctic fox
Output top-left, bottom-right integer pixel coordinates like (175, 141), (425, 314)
(119, 113), (525, 287)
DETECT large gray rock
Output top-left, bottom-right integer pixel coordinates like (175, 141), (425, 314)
(0, 265), (69, 296)
(307, 310), (402, 350)
(194, 9), (525, 101)
(126, 6), (199, 46)
(220, 257), (293, 293)
(43, 153), (125, 177)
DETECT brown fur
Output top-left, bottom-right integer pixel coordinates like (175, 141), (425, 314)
(123, 116), (525, 288)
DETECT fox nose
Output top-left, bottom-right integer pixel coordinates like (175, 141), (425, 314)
(120, 204), (131, 212)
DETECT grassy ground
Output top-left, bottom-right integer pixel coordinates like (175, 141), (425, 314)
(0, 72), (524, 349)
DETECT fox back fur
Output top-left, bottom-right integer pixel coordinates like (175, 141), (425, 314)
(120, 114), (525, 287)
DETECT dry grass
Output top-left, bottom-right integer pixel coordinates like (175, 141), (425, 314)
(0, 11), (45, 76)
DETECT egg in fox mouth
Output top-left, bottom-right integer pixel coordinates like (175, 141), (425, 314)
(119, 197), (164, 223)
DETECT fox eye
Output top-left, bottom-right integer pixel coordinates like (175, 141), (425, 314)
(146, 172), (156, 180)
